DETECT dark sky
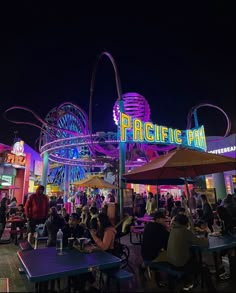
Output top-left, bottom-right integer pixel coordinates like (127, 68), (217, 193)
(0, 5), (235, 149)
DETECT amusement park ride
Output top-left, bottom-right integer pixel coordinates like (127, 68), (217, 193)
(4, 52), (231, 216)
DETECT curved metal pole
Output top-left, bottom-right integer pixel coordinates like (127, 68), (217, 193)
(186, 103), (231, 141)
(89, 51), (125, 219)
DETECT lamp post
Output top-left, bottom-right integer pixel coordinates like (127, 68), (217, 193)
(89, 51), (125, 219)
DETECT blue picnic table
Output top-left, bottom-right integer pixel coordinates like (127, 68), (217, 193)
(192, 233), (236, 280)
(17, 247), (121, 291)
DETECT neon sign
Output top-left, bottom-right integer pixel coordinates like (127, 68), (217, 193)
(4, 152), (26, 168)
(208, 146), (236, 154)
(120, 113), (207, 151)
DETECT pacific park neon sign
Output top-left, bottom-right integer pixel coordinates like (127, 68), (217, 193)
(120, 113), (207, 151)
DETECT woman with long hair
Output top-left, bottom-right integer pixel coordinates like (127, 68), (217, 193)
(89, 212), (116, 251)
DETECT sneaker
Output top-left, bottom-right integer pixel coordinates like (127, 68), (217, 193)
(183, 284), (194, 291)
(219, 272), (230, 280)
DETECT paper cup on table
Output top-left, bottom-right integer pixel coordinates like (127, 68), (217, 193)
(77, 238), (86, 250)
(68, 237), (74, 249)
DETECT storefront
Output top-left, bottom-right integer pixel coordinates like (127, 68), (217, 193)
(0, 141), (43, 204)
(206, 133), (236, 199)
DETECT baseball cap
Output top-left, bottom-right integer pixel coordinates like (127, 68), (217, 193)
(70, 213), (80, 220)
(153, 211), (166, 220)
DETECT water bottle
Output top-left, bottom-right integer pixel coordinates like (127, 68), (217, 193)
(56, 229), (63, 255)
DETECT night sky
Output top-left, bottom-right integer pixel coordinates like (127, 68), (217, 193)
(0, 5), (235, 150)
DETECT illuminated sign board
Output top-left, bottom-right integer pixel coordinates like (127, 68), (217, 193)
(120, 113), (207, 151)
(4, 153), (26, 168)
(208, 146), (236, 155)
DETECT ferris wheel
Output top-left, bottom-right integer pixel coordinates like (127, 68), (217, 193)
(39, 102), (92, 187)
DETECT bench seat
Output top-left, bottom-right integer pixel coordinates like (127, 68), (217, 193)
(107, 269), (134, 282)
(144, 261), (186, 279)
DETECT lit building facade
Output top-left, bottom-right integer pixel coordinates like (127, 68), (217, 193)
(0, 141), (43, 204)
(206, 133), (236, 199)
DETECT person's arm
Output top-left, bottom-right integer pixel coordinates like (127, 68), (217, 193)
(90, 229), (113, 251)
(8, 201), (16, 208)
(189, 230), (209, 247)
(24, 196), (31, 218)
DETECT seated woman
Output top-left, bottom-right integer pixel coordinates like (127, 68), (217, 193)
(80, 205), (91, 228)
(89, 212), (116, 252)
(8, 196), (17, 216)
(43, 207), (65, 246)
(61, 207), (69, 223)
(13, 204), (27, 240)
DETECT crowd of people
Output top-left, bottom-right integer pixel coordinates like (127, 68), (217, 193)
(1, 185), (236, 291)
(139, 191), (236, 290)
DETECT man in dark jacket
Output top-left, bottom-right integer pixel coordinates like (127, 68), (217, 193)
(141, 211), (169, 262)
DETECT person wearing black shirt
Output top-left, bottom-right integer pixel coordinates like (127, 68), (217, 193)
(141, 211), (169, 262)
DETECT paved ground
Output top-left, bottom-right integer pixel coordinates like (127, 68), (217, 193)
(1, 229), (236, 292)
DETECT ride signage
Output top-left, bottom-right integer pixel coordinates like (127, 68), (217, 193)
(120, 113), (207, 151)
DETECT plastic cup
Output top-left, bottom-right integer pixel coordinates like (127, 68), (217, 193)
(78, 238), (86, 250)
(68, 237), (74, 249)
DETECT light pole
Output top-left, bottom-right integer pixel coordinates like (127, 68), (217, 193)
(89, 51), (125, 219)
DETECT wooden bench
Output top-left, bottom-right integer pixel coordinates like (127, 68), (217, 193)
(0, 278), (9, 293)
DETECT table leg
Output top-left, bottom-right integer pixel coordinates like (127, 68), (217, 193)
(213, 252), (220, 280)
(197, 251), (204, 289)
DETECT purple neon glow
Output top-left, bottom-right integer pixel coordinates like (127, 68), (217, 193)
(5, 100), (231, 169)
(113, 92), (151, 125)
(4, 100), (174, 167)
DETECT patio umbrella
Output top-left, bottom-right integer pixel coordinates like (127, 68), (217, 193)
(73, 176), (118, 189)
(124, 148), (236, 230)
(72, 177), (90, 186)
(123, 148), (236, 182)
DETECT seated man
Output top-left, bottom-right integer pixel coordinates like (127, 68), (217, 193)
(62, 213), (85, 247)
(167, 214), (215, 291)
(141, 210), (169, 263)
(43, 207), (65, 246)
(140, 211), (169, 286)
